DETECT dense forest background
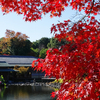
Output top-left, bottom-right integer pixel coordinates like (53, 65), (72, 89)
(0, 29), (68, 58)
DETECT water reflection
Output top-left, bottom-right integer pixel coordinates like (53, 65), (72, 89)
(0, 85), (56, 100)
(0, 86), (6, 98)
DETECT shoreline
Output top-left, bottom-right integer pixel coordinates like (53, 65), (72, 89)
(7, 82), (61, 88)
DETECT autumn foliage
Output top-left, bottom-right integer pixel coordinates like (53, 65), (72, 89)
(0, 0), (100, 100)
(0, 29), (30, 55)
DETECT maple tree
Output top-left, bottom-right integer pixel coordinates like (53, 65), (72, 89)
(0, 0), (100, 100)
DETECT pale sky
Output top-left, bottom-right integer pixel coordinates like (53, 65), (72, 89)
(0, 7), (99, 42)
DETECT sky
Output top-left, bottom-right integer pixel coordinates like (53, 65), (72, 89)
(0, 6), (99, 42)
(0, 7), (78, 42)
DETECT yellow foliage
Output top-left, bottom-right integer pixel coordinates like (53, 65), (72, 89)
(14, 66), (29, 74)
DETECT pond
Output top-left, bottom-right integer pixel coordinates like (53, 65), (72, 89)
(0, 85), (56, 100)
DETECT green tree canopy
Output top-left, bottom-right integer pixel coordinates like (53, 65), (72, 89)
(47, 37), (69, 49)
(39, 48), (48, 59)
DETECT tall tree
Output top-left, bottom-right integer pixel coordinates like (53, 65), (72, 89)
(10, 38), (31, 55)
(38, 37), (50, 49)
(47, 37), (68, 49)
(30, 48), (39, 57)
(1, 29), (31, 55)
(32, 41), (39, 49)
(0, 37), (10, 55)
(0, 0), (100, 100)
(39, 48), (48, 59)
(5, 29), (29, 40)
(31, 37), (50, 57)
(32, 37), (50, 50)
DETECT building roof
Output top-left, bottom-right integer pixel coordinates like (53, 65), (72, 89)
(0, 61), (11, 67)
(0, 69), (18, 72)
(0, 55), (38, 67)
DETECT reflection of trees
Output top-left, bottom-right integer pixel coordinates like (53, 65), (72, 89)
(0, 87), (6, 98)
(14, 90), (29, 99)
(0, 86), (56, 100)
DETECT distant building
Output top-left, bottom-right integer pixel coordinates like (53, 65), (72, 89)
(0, 55), (45, 82)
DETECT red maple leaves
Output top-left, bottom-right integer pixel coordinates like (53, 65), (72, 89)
(0, 0), (100, 99)
(0, 0), (100, 21)
(32, 16), (100, 99)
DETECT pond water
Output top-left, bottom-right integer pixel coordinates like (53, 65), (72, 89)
(0, 85), (56, 100)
